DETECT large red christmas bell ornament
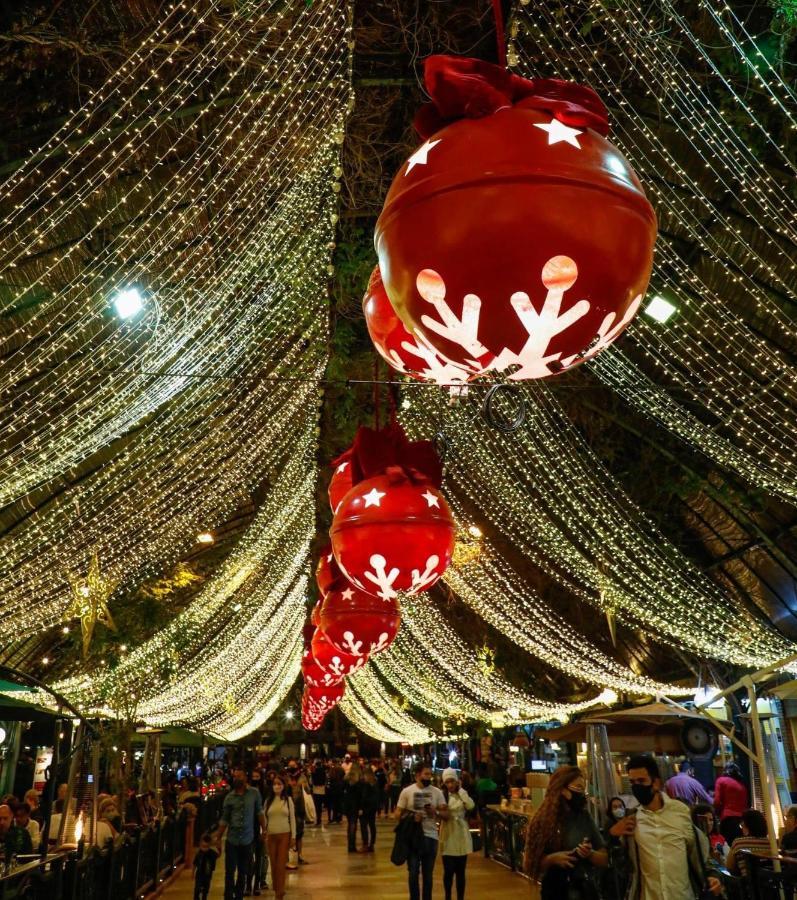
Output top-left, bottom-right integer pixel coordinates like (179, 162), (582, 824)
(316, 544), (344, 597)
(330, 472), (455, 600)
(363, 266), (470, 388)
(311, 628), (368, 681)
(320, 585), (401, 658)
(375, 56), (657, 380)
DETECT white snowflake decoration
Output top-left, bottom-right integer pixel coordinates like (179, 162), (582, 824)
(362, 553), (400, 600)
(411, 256), (636, 380)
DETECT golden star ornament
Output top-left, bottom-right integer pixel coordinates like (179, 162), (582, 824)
(64, 550), (118, 657)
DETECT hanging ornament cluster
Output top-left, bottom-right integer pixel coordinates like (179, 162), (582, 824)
(370, 55), (656, 382)
(329, 424), (454, 601)
(301, 424), (455, 731)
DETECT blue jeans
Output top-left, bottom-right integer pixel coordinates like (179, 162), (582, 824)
(407, 836), (438, 900)
(224, 841), (251, 900)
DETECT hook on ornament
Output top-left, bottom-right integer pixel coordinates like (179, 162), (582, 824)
(482, 384), (526, 433)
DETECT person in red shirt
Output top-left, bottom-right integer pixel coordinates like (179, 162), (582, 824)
(713, 762), (749, 845)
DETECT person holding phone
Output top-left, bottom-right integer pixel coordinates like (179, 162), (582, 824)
(395, 762), (449, 900)
(619, 755), (723, 899)
(523, 766), (607, 900)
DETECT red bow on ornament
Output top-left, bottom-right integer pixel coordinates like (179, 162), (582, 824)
(341, 423), (443, 488)
(414, 55), (610, 140)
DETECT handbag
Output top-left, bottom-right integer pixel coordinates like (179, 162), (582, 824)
(303, 788), (317, 825)
(470, 827), (483, 853)
(287, 847), (299, 869)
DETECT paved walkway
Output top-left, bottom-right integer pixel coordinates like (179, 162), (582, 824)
(161, 813), (526, 899)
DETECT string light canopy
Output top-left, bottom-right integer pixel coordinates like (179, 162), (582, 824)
(511, 0), (797, 501)
(2, 0), (796, 743)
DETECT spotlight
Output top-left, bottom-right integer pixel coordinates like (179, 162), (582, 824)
(285, 709), (294, 720)
(643, 295), (677, 324)
(467, 525), (483, 539)
(112, 286), (145, 319)
(196, 532), (215, 544)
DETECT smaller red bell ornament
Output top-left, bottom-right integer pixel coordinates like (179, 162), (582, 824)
(306, 680), (346, 712)
(363, 266), (471, 388)
(301, 647), (341, 689)
(320, 585), (401, 658)
(316, 544), (344, 597)
(311, 628), (368, 681)
(374, 56), (657, 380)
(330, 473), (455, 600)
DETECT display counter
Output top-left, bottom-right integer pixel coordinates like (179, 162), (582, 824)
(482, 803), (532, 874)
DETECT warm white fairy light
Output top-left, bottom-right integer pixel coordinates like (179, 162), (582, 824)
(512, 2), (797, 500)
(341, 667), (435, 745)
(0, 1), (353, 644)
(52, 445), (316, 738)
(0, 3), (351, 509)
(375, 600), (607, 725)
(407, 391), (793, 673)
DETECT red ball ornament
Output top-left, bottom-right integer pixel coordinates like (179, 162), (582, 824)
(328, 451), (353, 514)
(320, 585), (401, 658)
(316, 544), (344, 597)
(375, 57), (656, 380)
(311, 629), (367, 681)
(330, 474), (455, 599)
(363, 266), (470, 388)
(301, 647), (341, 689)
(305, 680), (345, 712)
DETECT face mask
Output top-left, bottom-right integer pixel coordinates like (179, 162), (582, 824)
(567, 791), (587, 812)
(612, 807), (626, 820)
(420, 778), (432, 788)
(631, 783), (656, 807)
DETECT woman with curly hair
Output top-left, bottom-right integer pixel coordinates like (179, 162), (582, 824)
(523, 766), (607, 900)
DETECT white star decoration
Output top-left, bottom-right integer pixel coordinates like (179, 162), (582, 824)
(534, 118), (583, 149)
(421, 489), (440, 508)
(362, 488), (386, 508)
(405, 139), (442, 175)
(342, 587), (355, 600)
(336, 461), (349, 474)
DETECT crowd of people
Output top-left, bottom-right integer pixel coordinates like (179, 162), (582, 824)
(200, 753), (491, 900)
(522, 755), (792, 900)
(5, 747), (790, 900)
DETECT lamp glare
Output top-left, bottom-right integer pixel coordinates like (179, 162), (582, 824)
(112, 287), (145, 319)
(643, 295), (677, 324)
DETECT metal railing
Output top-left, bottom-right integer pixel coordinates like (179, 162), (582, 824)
(0, 791), (228, 900)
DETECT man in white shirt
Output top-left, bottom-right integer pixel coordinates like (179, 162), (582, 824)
(611, 755), (722, 900)
(395, 763), (449, 900)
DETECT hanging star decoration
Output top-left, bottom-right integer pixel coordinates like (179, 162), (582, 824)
(64, 550), (118, 657)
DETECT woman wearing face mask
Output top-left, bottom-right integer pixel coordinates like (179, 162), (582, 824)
(523, 766), (607, 900)
(439, 767), (475, 900)
(263, 775), (296, 900)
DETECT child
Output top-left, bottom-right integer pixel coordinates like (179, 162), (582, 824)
(193, 832), (220, 900)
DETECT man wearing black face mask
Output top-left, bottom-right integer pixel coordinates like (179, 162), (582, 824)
(396, 763), (450, 900)
(618, 755), (722, 899)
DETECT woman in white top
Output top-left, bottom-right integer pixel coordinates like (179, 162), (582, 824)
(264, 775), (296, 900)
(439, 768), (476, 900)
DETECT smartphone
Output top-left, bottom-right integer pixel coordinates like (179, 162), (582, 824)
(625, 808), (637, 817)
